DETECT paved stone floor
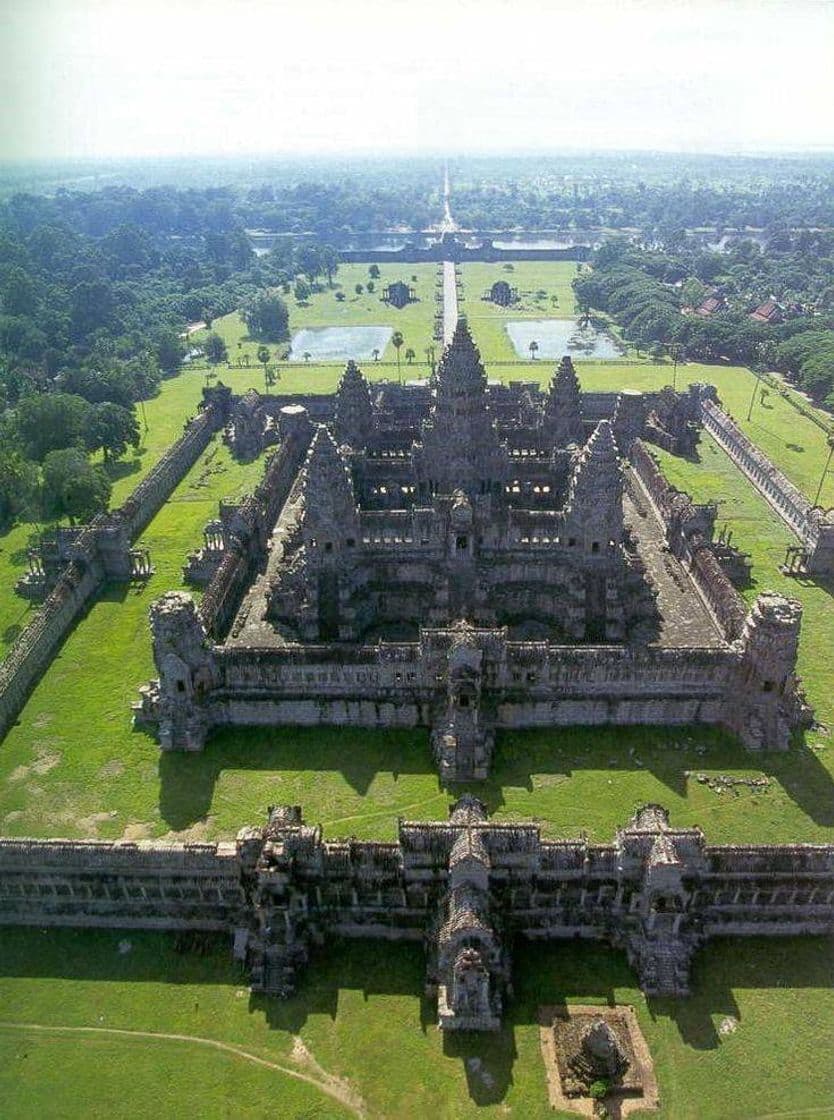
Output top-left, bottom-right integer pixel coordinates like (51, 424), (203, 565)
(624, 469), (725, 648)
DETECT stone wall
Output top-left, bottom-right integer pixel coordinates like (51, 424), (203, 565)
(119, 408), (218, 538)
(0, 548), (102, 740)
(0, 836), (244, 930)
(0, 401), (226, 744)
(2, 803), (832, 1019)
(199, 420), (312, 640)
(629, 439), (747, 640)
(701, 399), (834, 575)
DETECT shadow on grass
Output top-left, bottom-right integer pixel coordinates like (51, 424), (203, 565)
(2, 623), (25, 646)
(154, 722), (834, 832)
(648, 934), (834, 1050)
(105, 457), (142, 484)
(2, 928), (830, 1108)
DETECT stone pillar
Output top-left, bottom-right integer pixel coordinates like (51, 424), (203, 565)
(724, 591), (810, 750)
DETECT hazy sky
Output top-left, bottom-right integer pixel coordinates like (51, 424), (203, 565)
(2, 0), (832, 160)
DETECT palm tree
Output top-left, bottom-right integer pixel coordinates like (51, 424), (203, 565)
(303, 351), (312, 363)
(529, 340), (539, 360)
(257, 345), (270, 389)
(372, 348), (380, 362)
(405, 348), (416, 365)
(392, 331), (404, 379)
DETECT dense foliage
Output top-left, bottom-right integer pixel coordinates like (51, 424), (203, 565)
(574, 233), (834, 404)
(450, 154), (834, 231)
(0, 180), (382, 528)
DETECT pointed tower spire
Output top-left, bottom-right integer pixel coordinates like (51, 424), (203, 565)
(543, 355), (584, 447)
(435, 318), (488, 405)
(295, 425), (359, 547)
(416, 319), (506, 497)
(566, 420), (623, 546)
(334, 360), (374, 448)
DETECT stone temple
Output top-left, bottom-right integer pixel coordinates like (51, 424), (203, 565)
(135, 321), (810, 777)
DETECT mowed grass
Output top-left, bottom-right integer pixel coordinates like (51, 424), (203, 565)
(190, 262), (441, 367)
(1, 927), (831, 1120)
(460, 261), (582, 361)
(480, 358), (834, 509)
(1, 433), (833, 845)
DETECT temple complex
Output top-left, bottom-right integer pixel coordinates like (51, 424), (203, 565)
(135, 322), (810, 777)
(2, 800), (833, 1028)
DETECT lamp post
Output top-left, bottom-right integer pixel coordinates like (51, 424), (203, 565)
(813, 434), (834, 507)
(669, 343), (681, 391)
(746, 364), (764, 422)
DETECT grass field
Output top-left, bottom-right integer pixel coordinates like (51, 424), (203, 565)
(1, 261), (834, 1117)
(1, 425), (832, 847)
(1, 927), (832, 1120)
(190, 262), (441, 368)
(459, 262), (582, 361)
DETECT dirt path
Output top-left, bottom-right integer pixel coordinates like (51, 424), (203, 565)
(0, 1021), (367, 1118)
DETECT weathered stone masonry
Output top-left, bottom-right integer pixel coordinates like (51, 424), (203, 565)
(701, 398), (834, 575)
(136, 328), (811, 774)
(2, 802), (832, 1031)
(0, 396), (230, 742)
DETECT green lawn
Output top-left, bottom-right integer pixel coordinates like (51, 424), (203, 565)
(1, 927), (831, 1120)
(1, 266), (834, 1118)
(459, 261), (582, 361)
(191, 262), (442, 368)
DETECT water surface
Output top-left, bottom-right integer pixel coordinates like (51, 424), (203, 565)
(506, 319), (623, 360)
(289, 325), (393, 362)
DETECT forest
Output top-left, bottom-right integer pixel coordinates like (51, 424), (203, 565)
(1, 155), (833, 534)
(572, 231), (834, 404)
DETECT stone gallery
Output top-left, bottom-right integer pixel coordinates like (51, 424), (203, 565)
(135, 322), (810, 779)
(0, 324), (831, 1041)
(2, 800), (833, 1028)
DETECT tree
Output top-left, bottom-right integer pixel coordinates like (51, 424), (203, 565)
(320, 245), (339, 287)
(367, 280), (375, 293)
(372, 348), (380, 362)
(392, 331), (404, 377)
(302, 351), (312, 363)
(242, 291), (290, 341)
(368, 264), (380, 280)
(0, 446), (37, 527)
(42, 447), (111, 523)
(257, 345), (270, 387)
(528, 340), (539, 360)
(405, 348), (416, 365)
(85, 402), (141, 462)
(294, 279), (311, 303)
(204, 333), (228, 365)
(335, 291), (346, 302)
(16, 392), (92, 460)
(155, 330), (185, 376)
(355, 284), (364, 296)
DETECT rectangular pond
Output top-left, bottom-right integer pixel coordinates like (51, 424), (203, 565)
(506, 319), (624, 360)
(288, 326), (393, 362)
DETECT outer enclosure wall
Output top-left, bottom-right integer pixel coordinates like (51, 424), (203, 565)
(0, 406), (221, 742)
(701, 399), (834, 574)
(0, 839), (244, 931)
(1, 830), (832, 942)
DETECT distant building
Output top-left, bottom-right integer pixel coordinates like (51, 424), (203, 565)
(750, 299), (782, 324)
(382, 280), (416, 309)
(695, 295), (724, 317)
(483, 279), (518, 307)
